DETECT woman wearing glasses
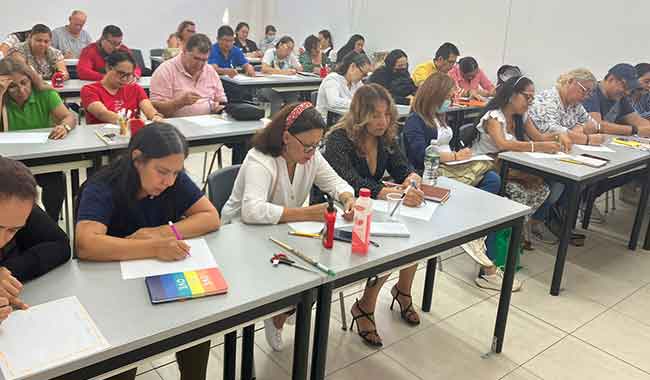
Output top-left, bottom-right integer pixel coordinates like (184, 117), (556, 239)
(81, 52), (163, 124)
(221, 102), (355, 351)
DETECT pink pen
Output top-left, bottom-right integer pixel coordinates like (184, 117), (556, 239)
(168, 221), (191, 256)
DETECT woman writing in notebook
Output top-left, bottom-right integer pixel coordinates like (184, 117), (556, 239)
(323, 84), (423, 347)
(299, 35), (330, 74)
(221, 102), (355, 351)
(75, 123), (219, 380)
(81, 51), (163, 124)
(260, 36), (304, 114)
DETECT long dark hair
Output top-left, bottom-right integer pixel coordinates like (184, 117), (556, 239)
(336, 34), (364, 63)
(77, 123), (189, 225)
(384, 49), (408, 72)
(318, 30), (333, 49)
(478, 76), (534, 141)
(335, 51), (371, 76)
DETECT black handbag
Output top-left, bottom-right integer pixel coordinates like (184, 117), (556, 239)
(225, 101), (265, 121)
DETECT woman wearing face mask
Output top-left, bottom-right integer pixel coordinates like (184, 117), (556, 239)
(335, 34), (365, 65)
(76, 123), (220, 380)
(368, 49), (417, 105)
(221, 102), (355, 351)
(9, 24), (69, 81)
(315, 52), (372, 120)
(259, 25), (278, 53)
(81, 51), (163, 124)
(0, 57), (77, 221)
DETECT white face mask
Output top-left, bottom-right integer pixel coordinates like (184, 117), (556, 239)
(264, 35), (276, 43)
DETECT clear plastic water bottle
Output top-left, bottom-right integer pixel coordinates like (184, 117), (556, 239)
(423, 139), (440, 186)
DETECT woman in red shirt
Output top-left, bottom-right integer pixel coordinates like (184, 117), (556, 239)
(81, 51), (162, 124)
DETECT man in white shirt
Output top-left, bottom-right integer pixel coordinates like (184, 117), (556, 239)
(52, 10), (93, 59)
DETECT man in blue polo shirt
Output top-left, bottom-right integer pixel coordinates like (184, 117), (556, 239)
(208, 25), (255, 78)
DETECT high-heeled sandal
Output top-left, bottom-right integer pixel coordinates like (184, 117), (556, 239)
(390, 285), (420, 326)
(350, 299), (383, 347)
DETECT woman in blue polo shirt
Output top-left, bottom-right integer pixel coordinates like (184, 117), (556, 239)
(0, 57), (77, 221)
(75, 123), (220, 380)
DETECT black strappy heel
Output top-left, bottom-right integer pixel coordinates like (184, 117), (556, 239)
(390, 285), (420, 326)
(350, 299), (383, 347)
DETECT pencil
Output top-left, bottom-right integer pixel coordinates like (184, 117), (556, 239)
(269, 237), (336, 276)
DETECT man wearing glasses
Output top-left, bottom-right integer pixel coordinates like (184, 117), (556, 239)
(77, 25), (141, 81)
(411, 42), (460, 87)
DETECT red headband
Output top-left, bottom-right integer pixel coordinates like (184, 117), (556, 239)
(285, 102), (313, 130)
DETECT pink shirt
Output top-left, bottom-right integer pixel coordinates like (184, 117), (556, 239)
(449, 65), (495, 93)
(150, 54), (227, 117)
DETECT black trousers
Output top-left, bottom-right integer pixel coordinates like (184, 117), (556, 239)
(107, 341), (211, 380)
(35, 172), (65, 221)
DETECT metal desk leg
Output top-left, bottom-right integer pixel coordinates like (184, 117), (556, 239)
(632, 163), (650, 250)
(223, 331), (237, 380)
(64, 169), (74, 242)
(293, 289), (315, 380)
(241, 324), (255, 380)
(492, 217), (523, 353)
(310, 284), (332, 380)
(498, 161), (509, 196)
(421, 256), (438, 312)
(550, 182), (580, 296)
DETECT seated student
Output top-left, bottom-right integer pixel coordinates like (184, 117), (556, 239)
(163, 33), (181, 61)
(221, 103), (355, 350)
(412, 42), (459, 86)
(582, 63), (650, 137)
(318, 30), (336, 63)
(323, 84), (424, 347)
(9, 24), (69, 81)
(299, 35), (331, 74)
(208, 25), (256, 78)
(260, 36), (303, 114)
(75, 123), (219, 380)
(81, 52), (164, 124)
(234, 22), (262, 58)
(631, 63), (650, 119)
(77, 25), (142, 81)
(448, 56), (496, 100)
(496, 64), (522, 87)
(472, 76), (563, 252)
(0, 58), (77, 221)
(0, 30), (30, 59)
(176, 20), (196, 50)
(0, 157), (70, 314)
(52, 10), (93, 59)
(259, 25), (278, 53)
(368, 49), (417, 105)
(334, 34), (365, 64)
(315, 52), (371, 120)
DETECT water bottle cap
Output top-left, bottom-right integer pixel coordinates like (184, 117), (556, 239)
(359, 188), (371, 197)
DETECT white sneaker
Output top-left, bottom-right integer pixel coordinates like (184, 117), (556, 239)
(461, 237), (494, 267)
(264, 318), (284, 352)
(475, 268), (523, 292)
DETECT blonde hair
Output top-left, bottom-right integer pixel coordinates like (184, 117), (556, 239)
(556, 68), (597, 88)
(329, 83), (398, 156)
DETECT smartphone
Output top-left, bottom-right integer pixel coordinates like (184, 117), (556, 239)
(580, 153), (610, 162)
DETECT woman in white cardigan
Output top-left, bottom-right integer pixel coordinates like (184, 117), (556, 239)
(221, 102), (355, 351)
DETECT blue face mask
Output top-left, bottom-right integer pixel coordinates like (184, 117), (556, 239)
(438, 99), (452, 113)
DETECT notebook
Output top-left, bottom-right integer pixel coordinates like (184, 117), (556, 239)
(145, 268), (228, 304)
(420, 184), (451, 203)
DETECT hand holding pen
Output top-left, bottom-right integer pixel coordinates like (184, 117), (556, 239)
(400, 177), (424, 207)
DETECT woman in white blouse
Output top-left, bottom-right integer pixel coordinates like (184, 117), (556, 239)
(221, 102), (355, 351)
(315, 51), (372, 120)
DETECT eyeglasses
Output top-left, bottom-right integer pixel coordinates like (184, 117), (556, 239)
(520, 92), (535, 102)
(290, 133), (322, 153)
(114, 69), (135, 80)
(576, 81), (593, 97)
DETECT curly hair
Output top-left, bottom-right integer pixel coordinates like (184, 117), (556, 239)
(329, 83), (399, 156)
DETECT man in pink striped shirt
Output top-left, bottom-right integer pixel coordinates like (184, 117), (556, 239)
(151, 33), (227, 117)
(448, 56), (495, 101)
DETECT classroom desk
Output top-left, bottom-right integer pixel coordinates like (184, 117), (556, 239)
(327, 104), (411, 119)
(292, 177), (530, 380)
(220, 73), (322, 90)
(498, 144), (650, 296)
(55, 77), (152, 97)
(17, 224), (321, 380)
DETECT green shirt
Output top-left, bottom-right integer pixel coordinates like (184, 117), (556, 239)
(5, 89), (62, 131)
(298, 52), (331, 73)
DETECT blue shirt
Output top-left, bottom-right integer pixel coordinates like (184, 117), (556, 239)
(403, 112), (438, 172)
(582, 84), (636, 123)
(77, 171), (203, 238)
(632, 92), (650, 119)
(208, 44), (249, 68)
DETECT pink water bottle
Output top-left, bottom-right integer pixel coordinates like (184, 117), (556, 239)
(352, 188), (373, 254)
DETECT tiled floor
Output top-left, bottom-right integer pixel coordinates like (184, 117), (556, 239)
(133, 154), (650, 380)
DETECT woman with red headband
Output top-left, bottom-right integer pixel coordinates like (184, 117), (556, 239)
(221, 102), (355, 351)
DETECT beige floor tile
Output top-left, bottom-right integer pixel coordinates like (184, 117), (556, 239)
(442, 297), (566, 365)
(574, 309), (650, 373)
(613, 284), (650, 326)
(524, 336), (650, 380)
(325, 351), (419, 380)
(136, 362), (155, 375)
(136, 370), (163, 380)
(150, 353), (177, 369)
(509, 275), (606, 332)
(155, 346), (222, 380)
(501, 367), (544, 380)
(383, 324), (518, 380)
(212, 339), (290, 380)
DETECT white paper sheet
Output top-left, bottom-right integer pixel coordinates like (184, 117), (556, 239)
(572, 144), (615, 153)
(232, 74), (259, 81)
(372, 199), (439, 221)
(0, 132), (49, 144)
(120, 238), (217, 280)
(524, 152), (571, 159)
(444, 154), (494, 166)
(288, 215), (348, 235)
(181, 115), (232, 128)
(0, 296), (109, 380)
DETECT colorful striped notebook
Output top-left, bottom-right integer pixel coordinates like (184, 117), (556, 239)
(145, 268), (228, 304)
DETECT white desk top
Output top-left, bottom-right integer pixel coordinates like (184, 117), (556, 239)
(220, 73), (322, 87)
(64, 58), (79, 66)
(55, 77), (152, 93)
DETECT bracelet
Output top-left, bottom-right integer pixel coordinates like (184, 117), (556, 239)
(530, 141), (535, 153)
(597, 123), (602, 132)
(586, 135), (590, 145)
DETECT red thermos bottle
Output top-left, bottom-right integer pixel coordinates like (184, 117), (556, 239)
(51, 71), (64, 88)
(322, 195), (336, 249)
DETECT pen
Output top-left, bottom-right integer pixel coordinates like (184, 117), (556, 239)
(390, 180), (417, 217)
(168, 221), (191, 256)
(269, 237), (336, 276)
(289, 231), (321, 238)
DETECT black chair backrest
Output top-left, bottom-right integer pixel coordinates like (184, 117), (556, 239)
(150, 48), (164, 57)
(310, 91), (318, 105)
(207, 165), (241, 214)
(457, 123), (479, 149)
(130, 48), (151, 76)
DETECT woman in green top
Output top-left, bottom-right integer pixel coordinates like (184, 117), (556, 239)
(299, 35), (330, 74)
(0, 57), (77, 220)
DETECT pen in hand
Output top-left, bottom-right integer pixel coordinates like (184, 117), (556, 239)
(168, 221), (191, 256)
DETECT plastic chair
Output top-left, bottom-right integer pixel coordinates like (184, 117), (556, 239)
(206, 165), (241, 214)
(456, 123), (478, 149)
(130, 48), (152, 76)
(150, 48), (164, 72)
